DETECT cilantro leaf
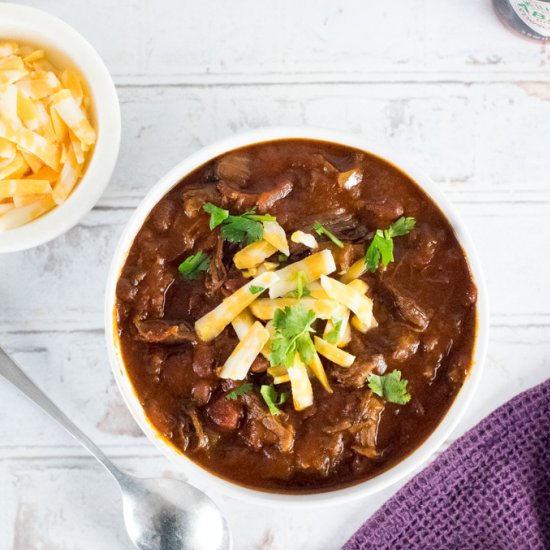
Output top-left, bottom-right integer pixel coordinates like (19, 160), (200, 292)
(226, 382), (253, 400)
(287, 270), (311, 299)
(324, 317), (343, 344)
(203, 202), (229, 229)
(260, 384), (288, 415)
(270, 304), (317, 368)
(365, 216), (416, 272)
(221, 215), (263, 244)
(178, 251), (210, 280)
(368, 370), (411, 405)
(313, 221), (344, 248)
(203, 204), (275, 244)
(388, 216), (416, 238)
(249, 285), (265, 295)
(296, 333), (316, 365)
(365, 230), (393, 272)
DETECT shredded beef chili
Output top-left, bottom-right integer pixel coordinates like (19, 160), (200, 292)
(115, 139), (477, 493)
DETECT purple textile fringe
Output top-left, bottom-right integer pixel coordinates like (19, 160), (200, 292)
(343, 379), (550, 550)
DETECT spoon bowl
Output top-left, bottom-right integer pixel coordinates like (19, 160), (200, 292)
(121, 475), (231, 550)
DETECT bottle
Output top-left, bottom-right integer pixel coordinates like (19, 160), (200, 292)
(493, 0), (550, 41)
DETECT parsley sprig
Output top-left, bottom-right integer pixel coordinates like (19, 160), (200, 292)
(365, 216), (416, 272)
(178, 251), (210, 280)
(203, 202), (276, 244)
(260, 384), (288, 415)
(270, 304), (317, 368)
(368, 370), (411, 405)
(313, 221), (344, 248)
(226, 382), (253, 400)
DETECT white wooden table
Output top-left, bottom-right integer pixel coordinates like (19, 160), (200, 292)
(1, 1), (550, 548)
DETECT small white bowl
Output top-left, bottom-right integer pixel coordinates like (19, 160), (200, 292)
(105, 127), (489, 508)
(0, 3), (121, 253)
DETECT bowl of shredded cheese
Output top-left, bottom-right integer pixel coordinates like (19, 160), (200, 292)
(0, 3), (120, 252)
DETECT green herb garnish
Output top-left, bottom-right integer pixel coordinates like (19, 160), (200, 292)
(368, 370), (411, 405)
(260, 384), (288, 415)
(324, 317), (343, 344)
(249, 285), (265, 295)
(270, 304), (317, 368)
(203, 203), (276, 244)
(226, 382), (253, 400)
(313, 221), (344, 248)
(288, 270), (311, 299)
(203, 202), (229, 229)
(278, 253), (289, 263)
(178, 251), (211, 280)
(365, 216), (416, 272)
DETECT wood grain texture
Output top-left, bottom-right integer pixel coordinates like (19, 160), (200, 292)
(1, 1), (549, 549)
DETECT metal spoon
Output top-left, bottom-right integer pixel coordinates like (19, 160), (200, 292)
(0, 346), (231, 550)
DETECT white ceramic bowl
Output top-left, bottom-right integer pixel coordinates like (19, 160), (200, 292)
(0, 3), (121, 253)
(105, 127), (489, 508)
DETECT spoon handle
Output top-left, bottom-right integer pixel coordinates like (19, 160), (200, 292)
(0, 345), (123, 482)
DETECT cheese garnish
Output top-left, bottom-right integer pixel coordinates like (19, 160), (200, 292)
(219, 321), (270, 380)
(233, 240), (277, 270)
(269, 249), (336, 298)
(320, 275), (375, 327)
(291, 230), (318, 249)
(0, 120), (60, 171)
(309, 351), (332, 393)
(268, 365), (290, 385)
(340, 257), (367, 283)
(287, 354), (313, 410)
(351, 314), (378, 334)
(0, 42), (96, 231)
(314, 335), (355, 367)
(231, 309), (255, 340)
(0, 194), (55, 231)
(263, 220), (289, 255)
(195, 271), (280, 342)
(347, 279), (378, 333)
(0, 179), (51, 200)
(49, 89), (96, 146)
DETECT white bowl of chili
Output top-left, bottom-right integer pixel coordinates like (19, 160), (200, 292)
(105, 127), (489, 508)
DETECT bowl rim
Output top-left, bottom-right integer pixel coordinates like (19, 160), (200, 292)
(0, 3), (121, 253)
(105, 127), (489, 508)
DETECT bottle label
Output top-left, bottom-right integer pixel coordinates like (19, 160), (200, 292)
(510, 0), (550, 36)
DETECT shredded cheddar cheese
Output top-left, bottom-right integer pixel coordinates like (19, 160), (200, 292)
(314, 335), (356, 367)
(287, 354), (313, 410)
(269, 249), (336, 298)
(219, 321), (270, 380)
(0, 42), (96, 231)
(195, 271), (280, 342)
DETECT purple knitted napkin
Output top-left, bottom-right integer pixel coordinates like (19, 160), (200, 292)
(343, 379), (550, 550)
